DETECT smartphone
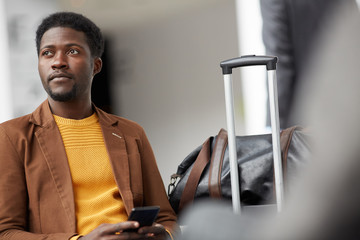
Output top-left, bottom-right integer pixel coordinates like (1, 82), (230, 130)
(125, 206), (160, 231)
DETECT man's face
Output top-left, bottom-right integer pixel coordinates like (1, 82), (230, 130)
(38, 27), (101, 102)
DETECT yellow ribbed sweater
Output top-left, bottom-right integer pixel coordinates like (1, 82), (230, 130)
(53, 113), (128, 237)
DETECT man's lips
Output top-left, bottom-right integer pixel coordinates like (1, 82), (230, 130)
(48, 72), (73, 81)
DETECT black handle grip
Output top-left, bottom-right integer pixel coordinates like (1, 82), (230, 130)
(220, 55), (278, 74)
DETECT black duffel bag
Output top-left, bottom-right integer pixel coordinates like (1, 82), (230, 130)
(168, 126), (311, 214)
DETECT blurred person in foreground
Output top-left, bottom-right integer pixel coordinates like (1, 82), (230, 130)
(0, 12), (178, 240)
(179, 2), (360, 240)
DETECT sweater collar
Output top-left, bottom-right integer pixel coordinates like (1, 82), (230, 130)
(29, 99), (118, 128)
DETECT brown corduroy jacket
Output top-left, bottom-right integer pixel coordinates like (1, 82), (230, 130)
(0, 100), (177, 240)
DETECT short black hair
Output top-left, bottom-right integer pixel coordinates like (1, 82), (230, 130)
(36, 12), (104, 58)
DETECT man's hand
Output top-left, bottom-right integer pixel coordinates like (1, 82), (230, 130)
(79, 221), (167, 240)
(138, 223), (167, 240)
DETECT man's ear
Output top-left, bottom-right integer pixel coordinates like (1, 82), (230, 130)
(93, 57), (103, 76)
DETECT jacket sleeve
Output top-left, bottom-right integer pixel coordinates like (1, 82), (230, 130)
(0, 126), (75, 240)
(137, 128), (180, 236)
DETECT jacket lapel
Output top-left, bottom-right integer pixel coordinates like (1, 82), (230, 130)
(96, 109), (134, 214)
(31, 101), (76, 231)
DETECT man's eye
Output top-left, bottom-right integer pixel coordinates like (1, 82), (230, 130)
(42, 50), (53, 56)
(68, 49), (79, 54)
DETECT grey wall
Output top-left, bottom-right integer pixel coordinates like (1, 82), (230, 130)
(108, 1), (239, 186)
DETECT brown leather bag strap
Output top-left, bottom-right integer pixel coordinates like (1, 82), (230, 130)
(279, 126), (301, 186)
(178, 137), (211, 212)
(208, 128), (228, 198)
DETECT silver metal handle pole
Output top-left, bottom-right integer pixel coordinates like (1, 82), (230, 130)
(220, 55), (280, 213)
(267, 69), (284, 212)
(223, 74), (241, 214)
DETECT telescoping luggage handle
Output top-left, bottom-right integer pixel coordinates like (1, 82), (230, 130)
(220, 55), (284, 214)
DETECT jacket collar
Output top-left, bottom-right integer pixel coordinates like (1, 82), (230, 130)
(29, 100), (55, 127)
(29, 99), (119, 128)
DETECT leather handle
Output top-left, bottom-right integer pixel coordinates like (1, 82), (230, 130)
(178, 137), (212, 212)
(280, 126), (301, 183)
(271, 126), (298, 197)
(208, 128), (228, 198)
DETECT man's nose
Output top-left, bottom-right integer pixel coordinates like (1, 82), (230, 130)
(51, 52), (68, 69)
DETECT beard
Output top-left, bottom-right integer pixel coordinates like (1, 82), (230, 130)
(47, 85), (77, 102)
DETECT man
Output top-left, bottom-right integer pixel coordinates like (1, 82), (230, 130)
(260, 0), (349, 128)
(0, 12), (178, 240)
